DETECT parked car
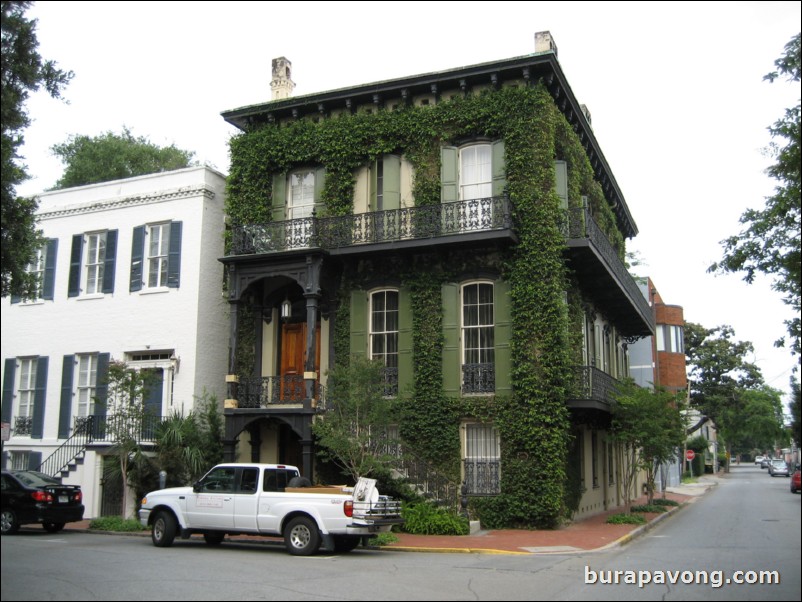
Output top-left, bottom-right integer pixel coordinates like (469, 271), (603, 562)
(791, 467), (801, 493)
(760, 457), (772, 469)
(768, 459), (790, 477)
(754, 455), (765, 465)
(1, 470), (84, 535)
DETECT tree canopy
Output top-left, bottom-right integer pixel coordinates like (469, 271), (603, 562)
(1, 0), (72, 298)
(50, 126), (196, 189)
(709, 33), (801, 356)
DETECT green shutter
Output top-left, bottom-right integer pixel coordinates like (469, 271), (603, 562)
(491, 140), (506, 197)
(397, 288), (413, 395)
(494, 280), (512, 394)
(58, 355), (75, 439)
(555, 160), (568, 210)
(314, 167), (326, 216)
(271, 174), (287, 221)
(350, 290), (368, 358)
(442, 283), (460, 395)
(383, 155), (401, 210)
(32, 356), (48, 439)
(369, 162), (378, 212)
(440, 147), (459, 203)
(43, 238), (58, 300)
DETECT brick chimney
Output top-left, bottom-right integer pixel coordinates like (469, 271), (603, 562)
(271, 57), (295, 100)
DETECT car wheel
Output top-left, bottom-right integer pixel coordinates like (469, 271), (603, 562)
(284, 516), (321, 556)
(151, 511), (177, 547)
(43, 522), (65, 533)
(1, 509), (20, 535)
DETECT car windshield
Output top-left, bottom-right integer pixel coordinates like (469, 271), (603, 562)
(12, 471), (60, 487)
(771, 460), (785, 466)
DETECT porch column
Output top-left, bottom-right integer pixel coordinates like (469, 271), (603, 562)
(303, 292), (320, 404)
(226, 301), (239, 405)
(301, 437), (314, 479)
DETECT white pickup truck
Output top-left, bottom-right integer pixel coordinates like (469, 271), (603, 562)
(138, 463), (403, 555)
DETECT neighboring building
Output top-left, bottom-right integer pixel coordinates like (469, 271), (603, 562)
(1, 167), (228, 517)
(219, 33), (654, 525)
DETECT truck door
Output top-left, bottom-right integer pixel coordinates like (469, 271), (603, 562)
(185, 466), (237, 529)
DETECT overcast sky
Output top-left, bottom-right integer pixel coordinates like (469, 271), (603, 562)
(16, 1), (801, 411)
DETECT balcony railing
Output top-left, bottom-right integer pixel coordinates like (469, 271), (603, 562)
(237, 376), (326, 409)
(462, 363), (495, 394)
(463, 459), (501, 495)
(230, 196), (515, 255)
(86, 413), (164, 443)
(381, 367), (399, 398)
(13, 416), (33, 436)
(570, 366), (620, 409)
(562, 206), (653, 331)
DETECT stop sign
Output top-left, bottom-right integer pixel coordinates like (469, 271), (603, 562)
(685, 449), (696, 461)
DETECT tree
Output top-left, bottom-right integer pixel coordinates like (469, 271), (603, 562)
(98, 360), (158, 518)
(610, 379), (685, 508)
(50, 126), (196, 189)
(722, 386), (788, 456)
(790, 376), (801, 450)
(709, 33), (801, 356)
(313, 357), (399, 483)
(1, 0), (72, 298)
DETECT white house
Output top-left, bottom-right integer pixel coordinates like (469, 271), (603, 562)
(1, 166), (229, 517)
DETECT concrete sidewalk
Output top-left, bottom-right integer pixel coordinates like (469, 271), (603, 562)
(63, 474), (722, 555)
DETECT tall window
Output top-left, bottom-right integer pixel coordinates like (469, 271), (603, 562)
(656, 325), (684, 353)
(370, 290), (399, 396)
(76, 354), (98, 418)
(25, 246), (47, 300)
(461, 282), (495, 393)
(459, 144), (491, 200)
(147, 223), (170, 288)
(16, 358), (37, 420)
(85, 232), (107, 294)
(463, 423), (501, 495)
(288, 170), (315, 219)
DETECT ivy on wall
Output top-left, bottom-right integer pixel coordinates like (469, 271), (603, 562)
(227, 84), (628, 528)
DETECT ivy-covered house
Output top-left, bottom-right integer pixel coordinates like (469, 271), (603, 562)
(219, 34), (653, 527)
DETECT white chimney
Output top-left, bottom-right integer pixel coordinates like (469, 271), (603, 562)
(271, 57), (295, 100)
(534, 31), (558, 57)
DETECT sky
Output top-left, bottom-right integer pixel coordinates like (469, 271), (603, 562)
(15, 1), (802, 412)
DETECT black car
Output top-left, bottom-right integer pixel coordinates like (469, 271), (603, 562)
(1, 470), (84, 535)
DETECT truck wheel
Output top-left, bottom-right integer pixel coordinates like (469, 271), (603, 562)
(332, 536), (360, 553)
(152, 511), (177, 547)
(284, 516), (321, 556)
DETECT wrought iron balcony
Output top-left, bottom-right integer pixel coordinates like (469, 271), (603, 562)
(562, 206), (654, 337)
(236, 375), (325, 409)
(381, 367), (399, 398)
(229, 196), (516, 256)
(85, 413), (164, 443)
(13, 416), (33, 436)
(462, 363), (495, 394)
(463, 459), (501, 495)
(567, 365), (620, 412)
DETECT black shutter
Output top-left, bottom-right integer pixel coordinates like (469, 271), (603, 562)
(2, 358), (16, 423)
(43, 239), (58, 300)
(94, 353), (110, 420)
(58, 355), (75, 439)
(167, 221), (182, 288)
(31, 357), (48, 439)
(27, 451), (42, 471)
(102, 230), (117, 294)
(130, 226), (145, 292)
(68, 234), (83, 297)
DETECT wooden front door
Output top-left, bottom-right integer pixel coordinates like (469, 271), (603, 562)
(280, 323), (320, 401)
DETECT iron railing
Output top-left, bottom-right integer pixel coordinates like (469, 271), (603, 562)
(230, 196), (515, 255)
(381, 367), (399, 398)
(237, 376), (326, 409)
(571, 365), (620, 407)
(13, 416), (33, 436)
(562, 206), (653, 324)
(36, 417), (94, 477)
(463, 460), (502, 496)
(461, 363), (495, 394)
(87, 413), (164, 442)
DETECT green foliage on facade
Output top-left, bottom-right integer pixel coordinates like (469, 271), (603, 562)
(226, 84), (628, 528)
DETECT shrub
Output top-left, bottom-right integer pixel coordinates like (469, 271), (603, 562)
(651, 498), (680, 507)
(402, 503), (469, 535)
(605, 513), (647, 525)
(89, 516), (147, 532)
(630, 504), (667, 513)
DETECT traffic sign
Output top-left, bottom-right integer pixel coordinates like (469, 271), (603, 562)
(685, 449), (696, 461)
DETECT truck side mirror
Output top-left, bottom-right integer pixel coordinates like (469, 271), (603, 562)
(193, 481), (202, 493)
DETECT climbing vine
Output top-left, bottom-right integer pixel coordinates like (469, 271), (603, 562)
(227, 84), (628, 527)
